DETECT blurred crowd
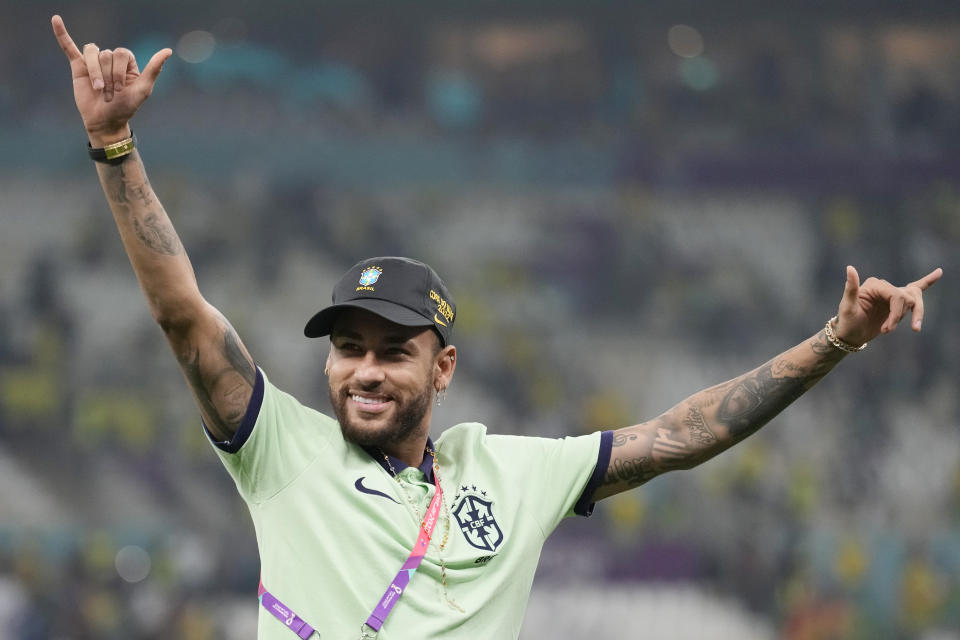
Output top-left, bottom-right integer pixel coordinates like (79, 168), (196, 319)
(1, 2), (959, 638)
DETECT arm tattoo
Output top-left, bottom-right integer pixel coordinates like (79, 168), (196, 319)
(102, 159), (183, 256)
(612, 432), (638, 447)
(128, 180), (155, 207)
(652, 426), (688, 469)
(717, 363), (805, 441)
(717, 332), (844, 441)
(104, 165), (130, 208)
(596, 330), (846, 498)
(176, 322), (255, 438)
(601, 456), (656, 487)
(223, 326), (257, 388)
(180, 347), (225, 433)
(809, 330), (838, 355)
(683, 406), (718, 446)
(131, 210), (183, 256)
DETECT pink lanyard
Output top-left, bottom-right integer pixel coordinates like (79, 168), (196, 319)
(258, 479), (444, 639)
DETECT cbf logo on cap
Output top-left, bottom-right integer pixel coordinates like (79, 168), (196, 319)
(303, 256), (457, 346)
(358, 266), (383, 288)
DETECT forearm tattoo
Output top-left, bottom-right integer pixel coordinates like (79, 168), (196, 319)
(717, 329), (844, 441)
(683, 406), (717, 446)
(102, 156), (183, 256)
(652, 426), (688, 470)
(132, 210), (182, 255)
(717, 364), (806, 440)
(599, 330), (845, 493)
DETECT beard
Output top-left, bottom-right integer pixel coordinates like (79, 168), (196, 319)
(330, 381), (433, 449)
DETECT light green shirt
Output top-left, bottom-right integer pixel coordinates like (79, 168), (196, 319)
(211, 368), (605, 639)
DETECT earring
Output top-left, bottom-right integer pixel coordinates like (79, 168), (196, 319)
(436, 385), (447, 407)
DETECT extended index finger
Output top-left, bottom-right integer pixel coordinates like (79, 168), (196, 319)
(911, 267), (944, 292)
(52, 15), (82, 61)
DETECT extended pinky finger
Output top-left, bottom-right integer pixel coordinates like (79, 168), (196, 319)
(913, 267), (944, 292)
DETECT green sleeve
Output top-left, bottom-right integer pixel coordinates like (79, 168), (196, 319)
(208, 367), (336, 504)
(488, 430), (609, 536)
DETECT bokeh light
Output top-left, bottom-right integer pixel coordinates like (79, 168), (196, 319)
(668, 24), (705, 58)
(176, 30), (216, 64)
(679, 57), (719, 90)
(115, 545), (152, 583)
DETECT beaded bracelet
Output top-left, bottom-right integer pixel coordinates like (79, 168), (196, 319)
(824, 315), (867, 353)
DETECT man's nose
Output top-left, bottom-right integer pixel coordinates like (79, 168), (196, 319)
(354, 351), (385, 384)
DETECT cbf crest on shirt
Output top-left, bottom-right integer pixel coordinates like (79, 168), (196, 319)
(452, 486), (504, 553)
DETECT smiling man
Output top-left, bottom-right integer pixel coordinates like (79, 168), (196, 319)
(52, 15), (943, 640)
(207, 255), (607, 639)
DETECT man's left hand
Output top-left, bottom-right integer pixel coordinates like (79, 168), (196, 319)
(834, 265), (943, 346)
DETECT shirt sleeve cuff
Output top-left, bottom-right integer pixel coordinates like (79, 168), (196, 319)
(573, 429), (613, 517)
(203, 366), (264, 453)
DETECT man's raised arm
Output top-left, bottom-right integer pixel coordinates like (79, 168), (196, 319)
(593, 265), (943, 501)
(52, 15), (255, 442)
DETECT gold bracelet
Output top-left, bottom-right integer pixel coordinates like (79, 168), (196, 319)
(87, 130), (137, 165)
(824, 316), (866, 353)
(102, 136), (135, 160)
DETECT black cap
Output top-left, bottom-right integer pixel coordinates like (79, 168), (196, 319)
(304, 257), (456, 346)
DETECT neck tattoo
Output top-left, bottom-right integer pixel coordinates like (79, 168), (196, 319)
(379, 445), (463, 612)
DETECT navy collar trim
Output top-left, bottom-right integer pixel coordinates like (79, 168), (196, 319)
(362, 438), (436, 485)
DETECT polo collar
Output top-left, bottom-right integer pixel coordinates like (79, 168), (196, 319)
(362, 437), (436, 485)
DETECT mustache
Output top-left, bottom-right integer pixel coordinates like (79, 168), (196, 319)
(338, 381), (389, 398)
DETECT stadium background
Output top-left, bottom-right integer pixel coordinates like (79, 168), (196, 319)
(1, 1), (958, 637)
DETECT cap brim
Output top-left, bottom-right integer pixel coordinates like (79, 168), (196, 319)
(304, 299), (435, 338)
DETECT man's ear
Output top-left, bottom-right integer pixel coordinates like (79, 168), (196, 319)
(324, 347), (333, 376)
(435, 344), (456, 389)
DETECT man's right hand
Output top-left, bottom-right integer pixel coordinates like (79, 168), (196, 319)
(51, 15), (172, 146)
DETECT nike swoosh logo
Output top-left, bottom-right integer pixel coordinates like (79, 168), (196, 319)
(434, 314), (447, 327)
(354, 477), (400, 504)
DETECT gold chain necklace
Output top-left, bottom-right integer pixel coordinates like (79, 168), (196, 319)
(380, 446), (463, 612)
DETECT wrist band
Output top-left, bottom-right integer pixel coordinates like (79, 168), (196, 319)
(88, 131), (136, 165)
(824, 316), (866, 353)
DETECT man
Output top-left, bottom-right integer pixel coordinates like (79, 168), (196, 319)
(51, 15), (942, 639)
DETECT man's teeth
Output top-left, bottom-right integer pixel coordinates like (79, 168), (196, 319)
(353, 395), (386, 405)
